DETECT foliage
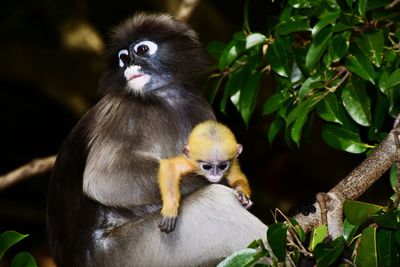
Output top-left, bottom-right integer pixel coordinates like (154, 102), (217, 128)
(209, 0), (400, 265)
(0, 231), (37, 267)
(219, 198), (400, 266)
(207, 0), (400, 153)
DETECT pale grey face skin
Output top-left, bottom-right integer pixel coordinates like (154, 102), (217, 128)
(195, 143), (243, 183)
(198, 160), (231, 183)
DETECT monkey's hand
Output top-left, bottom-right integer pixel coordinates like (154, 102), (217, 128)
(234, 191), (253, 209)
(158, 215), (177, 233)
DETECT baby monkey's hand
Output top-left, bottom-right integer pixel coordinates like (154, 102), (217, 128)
(235, 191), (253, 209)
(158, 215), (177, 233)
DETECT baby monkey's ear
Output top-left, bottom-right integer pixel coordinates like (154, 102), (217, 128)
(236, 144), (243, 158)
(183, 145), (190, 158)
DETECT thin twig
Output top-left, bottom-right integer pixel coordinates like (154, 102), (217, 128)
(0, 155), (56, 190)
(386, 0), (400, 9)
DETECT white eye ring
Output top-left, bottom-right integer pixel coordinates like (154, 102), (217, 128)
(118, 49), (129, 68)
(133, 41), (158, 55)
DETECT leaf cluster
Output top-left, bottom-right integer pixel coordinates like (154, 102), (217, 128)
(207, 0), (400, 153)
(218, 198), (400, 266)
(0, 231), (37, 267)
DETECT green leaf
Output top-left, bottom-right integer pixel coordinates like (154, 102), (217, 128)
(316, 93), (343, 124)
(355, 227), (378, 267)
(245, 33), (266, 50)
(288, 93), (325, 144)
(367, 0), (390, 10)
(305, 27), (333, 71)
(220, 69), (243, 114)
(231, 71), (261, 127)
(219, 40), (246, 70)
(208, 41), (226, 59)
(387, 85), (400, 117)
(289, 0), (322, 8)
(314, 237), (345, 267)
(262, 93), (286, 115)
(290, 109), (310, 145)
(0, 231), (29, 261)
(275, 18), (310, 36)
(341, 78), (372, 127)
(219, 42), (238, 70)
(390, 164), (398, 193)
(216, 248), (267, 267)
(290, 218), (306, 243)
(342, 219), (358, 243)
(321, 124), (370, 153)
(371, 211), (398, 229)
(268, 117), (284, 144)
(358, 0), (367, 18)
(247, 239), (268, 252)
(312, 11), (340, 37)
(268, 38), (292, 78)
(332, 23), (353, 32)
(368, 92), (388, 141)
(298, 75), (324, 99)
(378, 70), (391, 95)
(323, 31), (350, 66)
(356, 31), (384, 68)
(11, 252), (37, 267)
(309, 224), (328, 251)
(382, 69), (400, 91)
(345, 47), (376, 84)
(287, 92), (324, 125)
(377, 230), (399, 267)
(267, 222), (288, 262)
(344, 200), (383, 225)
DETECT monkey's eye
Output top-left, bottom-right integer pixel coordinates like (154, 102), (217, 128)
(118, 49), (129, 68)
(133, 41), (158, 56)
(200, 163), (213, 172)
(218, 162), (230, 171)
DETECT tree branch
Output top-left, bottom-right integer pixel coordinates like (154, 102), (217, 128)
(0, 155), (56, 190)
(294, 128), (399, 236)
(175, 0), (201, 22)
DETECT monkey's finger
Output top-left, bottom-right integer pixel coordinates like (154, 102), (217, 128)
(158, 217), (169, 232)
(243, 199), (253, 209)
(236, 192), (247, 204)
(159, 216), (177, 233)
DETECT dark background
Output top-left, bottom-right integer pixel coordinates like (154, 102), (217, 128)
(0, 0), (390, 266)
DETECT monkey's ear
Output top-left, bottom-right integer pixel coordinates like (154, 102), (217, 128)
(236, 144), (243, 158)
(183, 145), (190, 158)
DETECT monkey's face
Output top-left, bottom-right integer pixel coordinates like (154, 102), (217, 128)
(117, 39), (172, 94)
(99, 14), (208, 95)
(198, 160), (231, 183)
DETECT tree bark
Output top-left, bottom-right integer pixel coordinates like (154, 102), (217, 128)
(294, 128), (399, 236)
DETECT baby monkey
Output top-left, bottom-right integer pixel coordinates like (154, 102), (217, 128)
(158, 120), (252, 233)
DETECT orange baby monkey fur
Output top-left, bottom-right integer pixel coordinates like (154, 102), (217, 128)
(158, 120), (251, 221)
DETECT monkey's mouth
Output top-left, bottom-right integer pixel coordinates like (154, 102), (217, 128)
(127, 74), (144, 81)
(207, 176), (222, 183)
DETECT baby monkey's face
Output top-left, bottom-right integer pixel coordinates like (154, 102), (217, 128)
(198, 160), (231, 183)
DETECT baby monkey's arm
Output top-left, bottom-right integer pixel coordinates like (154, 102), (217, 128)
(158, 155), (195, 233)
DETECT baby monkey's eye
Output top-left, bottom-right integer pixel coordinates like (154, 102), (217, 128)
(218, 162), (230, 171)
(200, 163), (213, 171)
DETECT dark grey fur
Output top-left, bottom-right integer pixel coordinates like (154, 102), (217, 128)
(47, 13), (267, 267)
